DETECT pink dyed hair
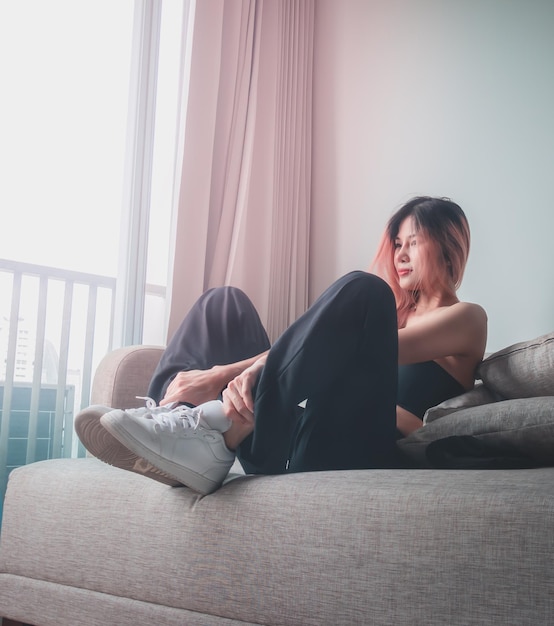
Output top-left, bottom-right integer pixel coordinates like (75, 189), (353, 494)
(371, 197), (471, 327)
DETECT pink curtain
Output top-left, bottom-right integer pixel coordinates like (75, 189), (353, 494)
(167, 0), (314, 342)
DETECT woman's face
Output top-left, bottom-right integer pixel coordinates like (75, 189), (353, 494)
(393, 216), (427, 290)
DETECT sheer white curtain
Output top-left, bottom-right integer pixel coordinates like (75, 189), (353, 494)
(167, 0), (314, 342)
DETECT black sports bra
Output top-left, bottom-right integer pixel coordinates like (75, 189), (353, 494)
(397, 361), (466, 420)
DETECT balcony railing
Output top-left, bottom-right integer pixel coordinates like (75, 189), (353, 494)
(0, 258), (121, 513)
(0, 261), (166, 521)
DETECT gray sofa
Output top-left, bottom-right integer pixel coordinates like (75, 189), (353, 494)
(1, 333), (554, 626)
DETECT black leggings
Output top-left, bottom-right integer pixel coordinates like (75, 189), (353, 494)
(148, 271), (399, 475)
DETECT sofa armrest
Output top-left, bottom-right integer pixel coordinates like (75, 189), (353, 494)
(90, 345), (165, 409)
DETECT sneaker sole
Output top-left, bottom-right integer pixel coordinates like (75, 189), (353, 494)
(101, 411), (225, 495)
(74, 406), (181, 487)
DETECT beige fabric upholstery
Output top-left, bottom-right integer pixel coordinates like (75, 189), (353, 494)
(0, 575), (250, 626)
(3, 343), (554, 625)
(2, 458), (554, 625)
(90, 345), (164, 409)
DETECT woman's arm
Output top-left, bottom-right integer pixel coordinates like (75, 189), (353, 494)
(398, 302), (487, 366)
(161, 350), (269, 406)
(222, 353), (268, 426)
(396, 302), (487, 436)
(396, 407), (425, 437)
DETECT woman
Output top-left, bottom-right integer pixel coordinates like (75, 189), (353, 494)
(76, 196), (487, 494)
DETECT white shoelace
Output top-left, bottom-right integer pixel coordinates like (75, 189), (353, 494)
(135, 396), (201, 433)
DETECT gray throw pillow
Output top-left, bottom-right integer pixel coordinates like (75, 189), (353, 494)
(477, 331), (554, 399)
(423, 383), (503, 424)
(398, 397), (554, 468)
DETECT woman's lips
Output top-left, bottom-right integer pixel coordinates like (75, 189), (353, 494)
(397, 269), (411, 276)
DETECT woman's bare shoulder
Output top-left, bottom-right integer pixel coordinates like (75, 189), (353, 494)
(450, 301), (488, 324)
(399, 300), (487, 364)
(416, 300), (487, 328)
(448, 301), (488, 357)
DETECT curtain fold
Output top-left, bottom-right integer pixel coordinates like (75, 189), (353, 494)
(167, 0), (315, 343)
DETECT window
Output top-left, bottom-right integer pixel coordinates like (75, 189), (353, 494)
(0, 0), (191, 520)
(0, 0), (134, 277)
(0, 0), (188, 347)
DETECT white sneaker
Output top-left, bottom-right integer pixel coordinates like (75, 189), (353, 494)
(100, 399), (235, 495)
(126, 397), (232, 433)
(75, 404), (181, 487)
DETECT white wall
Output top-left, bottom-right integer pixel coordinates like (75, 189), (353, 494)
(311, 0), (554, 352)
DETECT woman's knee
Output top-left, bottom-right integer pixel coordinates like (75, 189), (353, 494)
(330, 271), (395, 306)
(202, 285), (246, 301)
(199, 285), (255, 311)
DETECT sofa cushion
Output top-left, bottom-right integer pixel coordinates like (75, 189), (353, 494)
(477, 331), (554, 399)
(423, 383), (503, 424)
(398, 396), (554, 468)
(4, 459), (554, 626)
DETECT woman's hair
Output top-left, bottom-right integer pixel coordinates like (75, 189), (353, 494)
(371, 196), (471, 327)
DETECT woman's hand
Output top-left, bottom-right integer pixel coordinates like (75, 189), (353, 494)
(161, 368), (226, 406)
(222, 355), (267, 426)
